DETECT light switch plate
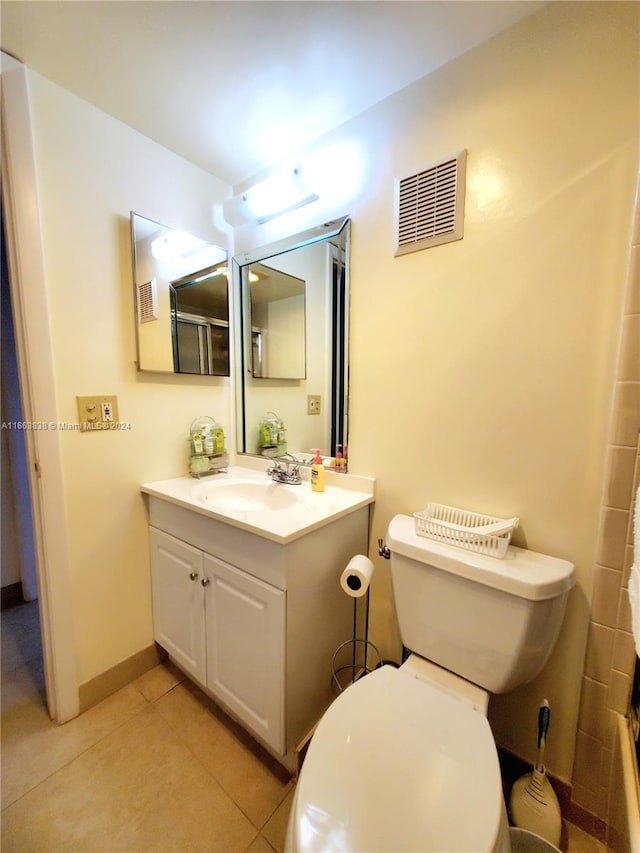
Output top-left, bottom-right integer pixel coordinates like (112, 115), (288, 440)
(76, 395), (119, 431)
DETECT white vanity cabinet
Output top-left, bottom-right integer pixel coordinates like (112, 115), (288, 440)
(146, 489), (372, 771)
(150, 528), (285, 752)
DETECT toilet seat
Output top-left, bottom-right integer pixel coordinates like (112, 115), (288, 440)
(288, 666), (505, 852)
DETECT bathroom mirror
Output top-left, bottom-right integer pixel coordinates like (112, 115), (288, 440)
(234, 217), (349, 461)
(130, 212), (229, 375)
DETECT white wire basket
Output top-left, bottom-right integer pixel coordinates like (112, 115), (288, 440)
(413, 503), (519, 559)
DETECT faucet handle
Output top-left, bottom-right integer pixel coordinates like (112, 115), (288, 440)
(267, 457), (301, 484)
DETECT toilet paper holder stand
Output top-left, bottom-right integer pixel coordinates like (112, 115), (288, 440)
(331, 588), (382, 693)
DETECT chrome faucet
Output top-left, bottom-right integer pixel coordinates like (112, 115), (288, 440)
(267, 456), (302, 485)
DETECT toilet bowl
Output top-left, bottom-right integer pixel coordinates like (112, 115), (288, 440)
(286, 514), (575, 852)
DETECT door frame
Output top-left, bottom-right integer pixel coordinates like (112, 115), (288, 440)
(1, 52), (79, 722)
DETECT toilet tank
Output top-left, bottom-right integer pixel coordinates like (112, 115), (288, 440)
(387, 515), (575, 694)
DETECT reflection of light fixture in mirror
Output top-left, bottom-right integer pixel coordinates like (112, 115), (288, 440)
(191, 270), (222, 284)
(152, 230), (205, 261)
(223, 164), (319, 227)
(152, 230), (226, 277)
(214, 266), (258, 282)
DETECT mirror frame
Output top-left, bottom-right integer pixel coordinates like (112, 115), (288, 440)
(233, 216), (350, 461)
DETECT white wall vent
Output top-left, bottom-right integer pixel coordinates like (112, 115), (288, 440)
(394, 149), (467, 256)
(137, 278), (158, 322)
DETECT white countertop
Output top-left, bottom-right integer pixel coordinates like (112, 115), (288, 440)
(141, 462), (375, 543)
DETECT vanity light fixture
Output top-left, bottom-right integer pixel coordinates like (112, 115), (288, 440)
(223, 164), (319, 227)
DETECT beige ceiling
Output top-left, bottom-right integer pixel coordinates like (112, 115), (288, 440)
(1, 0), (544, 186)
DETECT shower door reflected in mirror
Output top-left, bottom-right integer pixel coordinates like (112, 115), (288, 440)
(130, 212), (229, 375)
(171, 263), (229, 375)
(234, 217), (349, 461)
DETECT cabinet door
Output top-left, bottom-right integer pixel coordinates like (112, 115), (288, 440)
(149, 528), (206, 684)
(203, 554), (285, 754)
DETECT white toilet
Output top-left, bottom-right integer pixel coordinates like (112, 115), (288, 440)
(286, 514), (575, 853)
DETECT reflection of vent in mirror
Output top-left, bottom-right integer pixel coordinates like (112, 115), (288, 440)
(394, 149), (466, 256)
(138, 278), (158, 322)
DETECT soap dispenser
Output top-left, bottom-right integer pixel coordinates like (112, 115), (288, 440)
(310, 449), (325, 493)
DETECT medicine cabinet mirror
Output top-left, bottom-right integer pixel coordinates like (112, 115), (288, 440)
(130, 212), (229, 375)
(234, 216), (350, 461)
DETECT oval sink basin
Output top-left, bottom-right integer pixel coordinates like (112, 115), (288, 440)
(197, 481), (299, 512)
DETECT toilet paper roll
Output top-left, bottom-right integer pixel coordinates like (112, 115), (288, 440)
(340, 554), (375, 598)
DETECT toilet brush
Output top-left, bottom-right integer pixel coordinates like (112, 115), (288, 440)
(509, 700), (562, 848)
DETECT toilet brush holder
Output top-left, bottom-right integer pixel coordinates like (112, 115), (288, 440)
(509, 701), (562, 848)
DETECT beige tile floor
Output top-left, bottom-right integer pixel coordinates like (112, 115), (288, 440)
(2, 601), (293, 852)
(2, 601), (611, 853)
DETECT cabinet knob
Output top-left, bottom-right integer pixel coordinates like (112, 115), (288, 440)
(189, 572), (198, 581)
(201, 578), (210, 587)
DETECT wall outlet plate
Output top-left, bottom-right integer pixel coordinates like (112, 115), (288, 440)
(76, 395), (119, 431)
(307, 395), (321, 415)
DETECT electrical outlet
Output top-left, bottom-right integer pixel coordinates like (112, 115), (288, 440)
(77, 395), (120, 431)
(307, 395), (321, 415)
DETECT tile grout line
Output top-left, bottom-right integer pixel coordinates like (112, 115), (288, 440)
(145, 684), (287, 834)
(143, 677), (294, 843)
(1, 687), (156, 813)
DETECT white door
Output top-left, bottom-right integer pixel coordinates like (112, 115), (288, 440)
(149, 528), (206, 684)
(204, 554), (285, 754)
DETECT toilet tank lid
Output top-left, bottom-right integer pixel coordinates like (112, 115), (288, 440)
(387, 514), (575, 601)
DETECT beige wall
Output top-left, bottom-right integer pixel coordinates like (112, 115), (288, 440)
(352, 1), (637, 785)
(7, 0), (638, 813)
(26, 72), (232, 685)
(356, 3), (637, 784)
(236, 1), (639, 784)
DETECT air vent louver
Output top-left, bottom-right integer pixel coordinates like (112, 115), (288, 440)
(137, 278), (158, 323)
(395, 150), (466, 256)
